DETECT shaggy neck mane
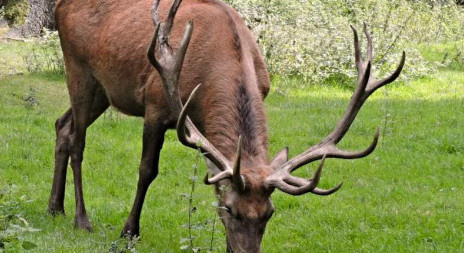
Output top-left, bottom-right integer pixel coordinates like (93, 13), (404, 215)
(204, 83), (268, 164)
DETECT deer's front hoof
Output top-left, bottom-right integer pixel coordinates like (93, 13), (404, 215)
(121, 221), (140, 238)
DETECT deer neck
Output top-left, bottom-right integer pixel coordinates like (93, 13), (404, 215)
(202, 83), (269, 168)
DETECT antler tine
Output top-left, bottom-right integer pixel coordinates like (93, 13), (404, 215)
(148, 0), (194, 94)
(273, 174), (343, 196)
(175, 20), (194, 73)
(267, 155), (342, 196)
(350, 25), (363, 74)
(204, 170), (233, 185)
(148, 18), (194, 80)
(363, 22), (373, 62)
(152, 0), (160, 25)
(232, 136), (245, 192)
(369, 51), (406, 93)
(329, 127), (379, 159)
(177, 84), (202, 148)
(311, 183), (343, 196)
(165, 0), (183, 32)
(267, 23), (405, 196)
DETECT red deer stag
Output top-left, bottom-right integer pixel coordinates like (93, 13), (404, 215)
(49, 0), (405, 251)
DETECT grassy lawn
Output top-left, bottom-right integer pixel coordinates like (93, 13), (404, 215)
(1, 41), (463, 252)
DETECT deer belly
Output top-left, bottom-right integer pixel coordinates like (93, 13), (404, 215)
(100, 80), (145, 117)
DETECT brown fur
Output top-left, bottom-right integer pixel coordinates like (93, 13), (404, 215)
(49, 0), (273, 252)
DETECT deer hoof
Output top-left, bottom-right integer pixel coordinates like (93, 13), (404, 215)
(74, 216), (93, 232)
(48, 207), (65, 216)
(121, 223), (140, 238)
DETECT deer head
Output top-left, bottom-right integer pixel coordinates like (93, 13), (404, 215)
(148, 0), (405, 252)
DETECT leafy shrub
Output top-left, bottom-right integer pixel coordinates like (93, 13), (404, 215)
(0, 184), (40, 252)
(2, 0), (29, 26)
(226, 0), (464, 84)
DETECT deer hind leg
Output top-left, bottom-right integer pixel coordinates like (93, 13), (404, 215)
(121, 109), (168, 237)
(48, 108), (72, 215)
(48, 68), (109, 232)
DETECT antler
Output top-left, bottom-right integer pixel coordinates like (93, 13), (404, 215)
(148, 0), (245, 189)
(266, 23), (406, 196)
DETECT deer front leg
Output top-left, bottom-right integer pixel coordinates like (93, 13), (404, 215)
(122, 111), (168, 237)
(69, 100), (109, 231)
(69, 127), (92, 232)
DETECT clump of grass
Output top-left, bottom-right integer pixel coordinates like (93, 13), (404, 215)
(108, 236), (140, 253)
(22, 87), (38, 108)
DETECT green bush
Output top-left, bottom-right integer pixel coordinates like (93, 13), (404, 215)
(0, 184), (40, 252)
(2, 0), (29, 26)
(226, 0), (464, 84)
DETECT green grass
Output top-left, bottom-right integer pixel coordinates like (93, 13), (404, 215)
(1, 40), (464, 252)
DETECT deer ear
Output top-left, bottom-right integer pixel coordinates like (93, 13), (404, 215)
(270, 147), (288, 168)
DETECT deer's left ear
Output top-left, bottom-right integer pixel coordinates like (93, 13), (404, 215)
(270, 147), (288, 168)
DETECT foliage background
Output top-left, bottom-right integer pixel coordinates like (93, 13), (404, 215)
(226, 0), (464, 84)
(2, 0), (463, 83)
(1, 0), (29, 26)
(0, 0), (56, 37)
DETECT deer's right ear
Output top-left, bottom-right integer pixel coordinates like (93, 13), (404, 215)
(270, 147), (288, 168)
